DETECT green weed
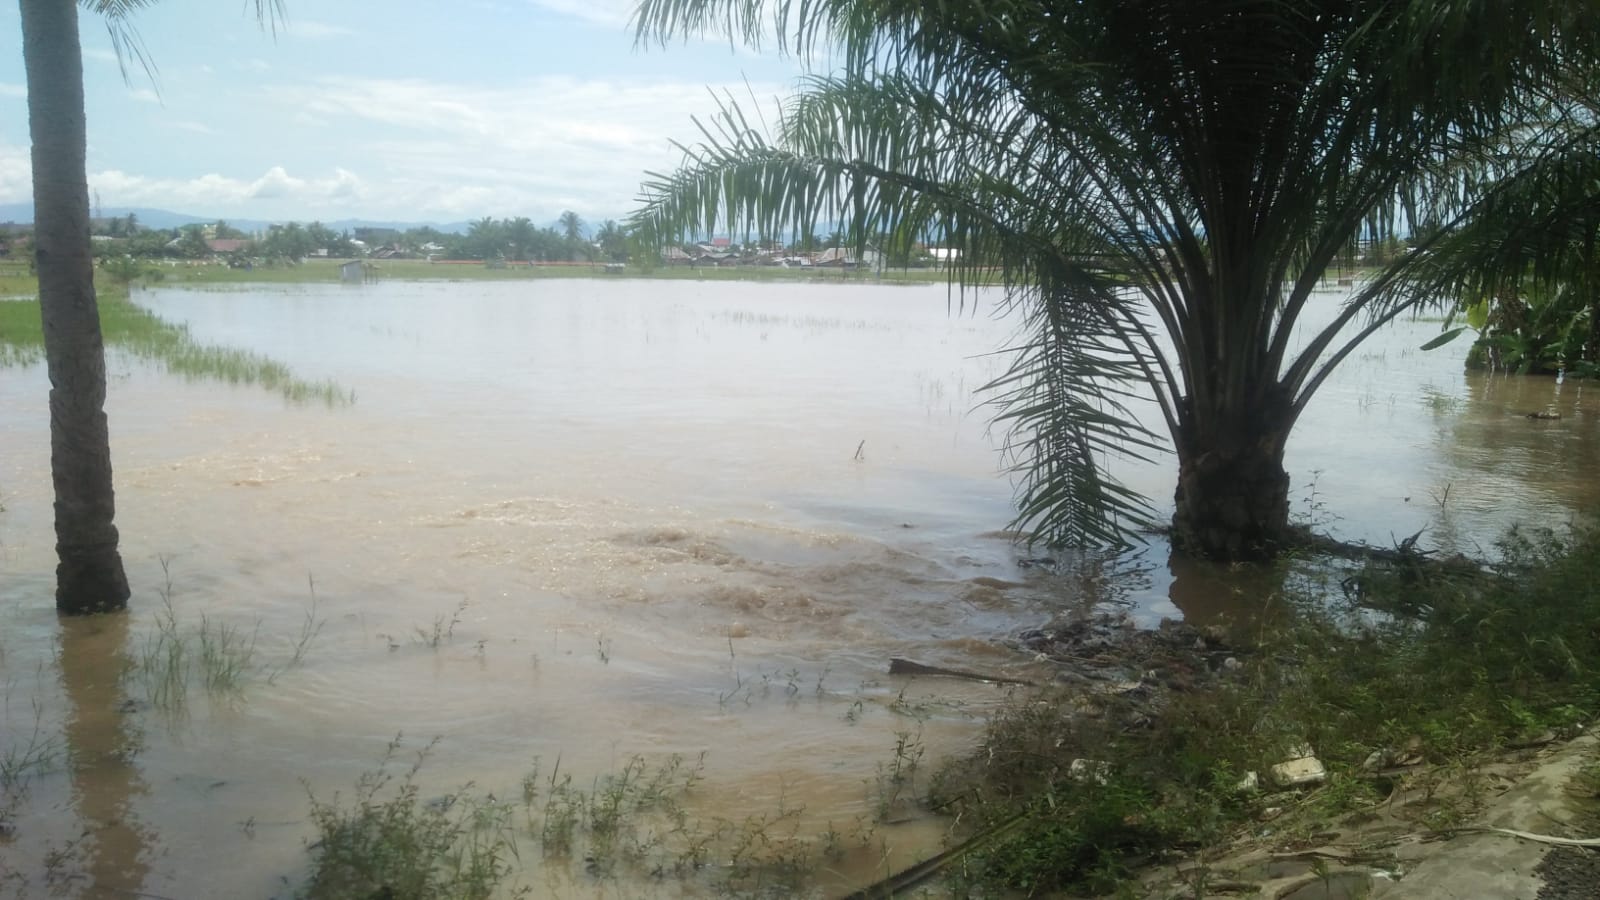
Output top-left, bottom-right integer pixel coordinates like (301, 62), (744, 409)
(0, 698), (61, 795)
(130, 560), (324, 713)
(300, 735), (529, 900)
(414, 601), (468, 649)
(297, 737), (876, 896)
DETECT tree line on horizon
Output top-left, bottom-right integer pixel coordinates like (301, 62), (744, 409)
(2, 210), (956, 268)
(4, 210), (629, 264)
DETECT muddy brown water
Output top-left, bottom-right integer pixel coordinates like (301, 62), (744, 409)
(1, 279), (1597, 897)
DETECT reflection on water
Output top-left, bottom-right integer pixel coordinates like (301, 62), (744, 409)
(60, 614), (152, 898)
(1, 280), (1598, 895)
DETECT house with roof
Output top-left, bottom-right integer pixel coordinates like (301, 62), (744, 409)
(206, 238), (250, 255)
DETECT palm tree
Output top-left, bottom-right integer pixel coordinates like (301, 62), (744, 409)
(505, 216), (537, 262)
(1412, 81), (1600, 374)
(558, 210), (586, 261)
(595, 219), (628, 262)
(20, 0), (283, 614)
(465, 216), (506, 260)
(633, 0), (1600, 560)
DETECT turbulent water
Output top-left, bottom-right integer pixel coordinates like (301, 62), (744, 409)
(1, 278), (1596, 897)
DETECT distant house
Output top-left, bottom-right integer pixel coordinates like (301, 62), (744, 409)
(340, 260), (366, 283)
(813, 246), (883, 269)
(661, 247), (695, 266)
(206, 238), (249, 254)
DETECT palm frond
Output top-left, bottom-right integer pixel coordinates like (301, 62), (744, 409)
(84, 0), (287, 87)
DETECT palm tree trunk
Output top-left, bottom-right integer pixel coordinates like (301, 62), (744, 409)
(21, 0), (131, 614)
(1171, 395), (1293, 562)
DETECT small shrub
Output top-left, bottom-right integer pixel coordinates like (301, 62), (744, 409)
(300, 736), (527, 900)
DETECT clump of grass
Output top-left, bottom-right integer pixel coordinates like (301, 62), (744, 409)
(414, 600), (468, 649)
(1, 698), (62, 796)
(268, 579), (326, 684)
(301, 735), (529, 900)
(299, 739), (873, 897)
(131, 560), (325, 713)
(874, 730), (926, 822)
(932, 523), (1600, 895)
(134, 596), (264, 712)
(525, 748), (857, 894)
(527, 750), (711, 873)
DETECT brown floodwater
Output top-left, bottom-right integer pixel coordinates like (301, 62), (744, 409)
(1, 278), (1597, 897)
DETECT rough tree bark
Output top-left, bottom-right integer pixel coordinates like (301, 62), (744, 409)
(1171, 394), (1293, 562)
(21, 0), (132, 614)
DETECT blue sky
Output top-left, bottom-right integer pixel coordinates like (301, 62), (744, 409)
(0, 0), (805, 226)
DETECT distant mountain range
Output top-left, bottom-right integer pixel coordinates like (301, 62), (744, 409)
(0, 202), (476, 235)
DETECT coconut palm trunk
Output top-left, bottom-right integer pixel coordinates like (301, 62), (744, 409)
(21, 0), (131, 614)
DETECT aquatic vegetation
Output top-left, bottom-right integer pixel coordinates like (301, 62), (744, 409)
(0, 291), (352, 406)
(300, 736), (529, 900)
(130, 561), (327, 715)
(296, 736), (887, 898)
(0, 699), (61, 797)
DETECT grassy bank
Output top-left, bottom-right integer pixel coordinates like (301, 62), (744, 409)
(0, 282), (350, 405)
(926, 526), (1600, 895)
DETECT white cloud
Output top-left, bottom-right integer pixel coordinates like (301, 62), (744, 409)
(0, 84), (26, 99)
(0, 142), (33, 205)
(5, 70), (796, 223)
(289, 20), (354, 40)
(252, 74), (792, 219)
(86, 166), (366, 214)
(128, 88), (160, 104)
(83, 48), (119, 65)
(525, 0), (636, 28)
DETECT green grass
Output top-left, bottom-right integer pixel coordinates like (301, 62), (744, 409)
(300, 736), (529, 900)
(931, 524), (1600, 895)
(130, 561), (326, 716)
(297, 736), (881, 898)
(0, 283), (351, 405)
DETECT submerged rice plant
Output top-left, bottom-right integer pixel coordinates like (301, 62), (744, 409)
(0, 291), (351, 406)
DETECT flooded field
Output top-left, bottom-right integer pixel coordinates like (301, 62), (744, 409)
(1, 278), (1597, 897)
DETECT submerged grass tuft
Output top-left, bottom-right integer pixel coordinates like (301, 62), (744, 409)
(298, 738), (876, 897)
(130, 560), (326, 715)
(301, 735), (529, 900)
(0, 698), (62, 796)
